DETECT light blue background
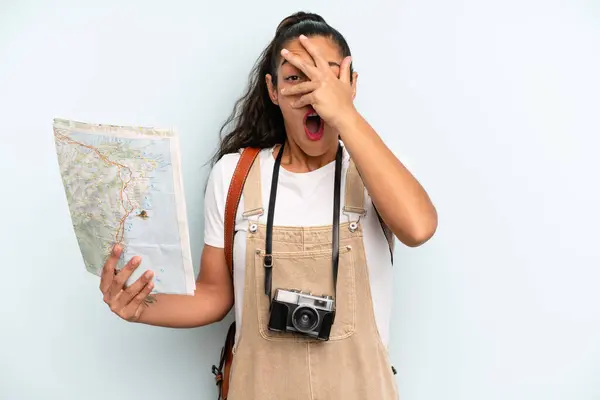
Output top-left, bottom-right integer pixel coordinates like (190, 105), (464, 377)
(1, 1), (599, 399)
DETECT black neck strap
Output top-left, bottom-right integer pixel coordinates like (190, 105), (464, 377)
(264, 141), (344, 299)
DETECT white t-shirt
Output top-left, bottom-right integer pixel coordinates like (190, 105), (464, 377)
(203, 144), (395, 348)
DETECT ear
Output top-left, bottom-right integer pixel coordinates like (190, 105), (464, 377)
(265, 74), (279, 105)
(351, 72), (358, 100)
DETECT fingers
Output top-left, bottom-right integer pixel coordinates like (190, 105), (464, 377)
(291, 93), (315, 109)
(106, 267), (155, 321)
(101, 247), (156, 322)
(100, 244), (121, 293)
(352, 72), (358, 99)
(280, 48), (317, 80)
(129, 282), (154, 321)
(106, 255), (141, 302)
(298, 34), (329, 70)
(281, 81), (319, 97)
(119, 275), (155, 322)
(339, 56), (352, 84)
(117, 269), (154, 308)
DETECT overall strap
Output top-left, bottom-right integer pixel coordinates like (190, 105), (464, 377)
(344, 158), (395, 263)
(344, 158), (367, 215)
(241, 149), (264, 218)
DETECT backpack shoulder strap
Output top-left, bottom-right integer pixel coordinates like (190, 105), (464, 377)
(224, 147), (261, 276)
(214, 147), (260, 400)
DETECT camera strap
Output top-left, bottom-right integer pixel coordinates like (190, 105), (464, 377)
(264, 141), (343, 300)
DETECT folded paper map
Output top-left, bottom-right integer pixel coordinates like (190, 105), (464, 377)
(53, 118), (195, 295)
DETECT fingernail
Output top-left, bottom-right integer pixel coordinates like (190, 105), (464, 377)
(299, 34), (307, 40)
(133, 257), (141, 266)
(144, 270), (153, 278)
(281, 48), (289, 56)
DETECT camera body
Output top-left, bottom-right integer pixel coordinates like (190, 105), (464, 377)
(268, 288), (335, 341)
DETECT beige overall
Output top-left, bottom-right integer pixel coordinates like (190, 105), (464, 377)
(227, 154), (399, 400)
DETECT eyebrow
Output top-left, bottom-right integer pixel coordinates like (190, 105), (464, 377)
(281, 59), (341, 68)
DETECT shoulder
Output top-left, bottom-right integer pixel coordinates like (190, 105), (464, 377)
(209, 151), (241, 181)
(207, 148), (271, 193)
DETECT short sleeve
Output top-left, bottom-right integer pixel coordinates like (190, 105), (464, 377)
(203, 160), (226, 248)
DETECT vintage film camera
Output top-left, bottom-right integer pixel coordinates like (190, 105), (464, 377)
(268, 288), (335, 340)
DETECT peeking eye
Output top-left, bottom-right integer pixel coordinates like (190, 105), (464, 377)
(285, 75), (301, 82)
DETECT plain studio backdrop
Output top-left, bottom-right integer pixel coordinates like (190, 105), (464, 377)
(1, 1), (599, 399)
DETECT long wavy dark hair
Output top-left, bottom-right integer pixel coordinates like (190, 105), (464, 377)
(210, 11), (354, 166)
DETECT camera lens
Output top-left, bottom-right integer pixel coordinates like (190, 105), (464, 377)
(291, 306), (319, 333)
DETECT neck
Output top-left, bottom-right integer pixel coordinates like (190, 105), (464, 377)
(275, 138), (338, 173)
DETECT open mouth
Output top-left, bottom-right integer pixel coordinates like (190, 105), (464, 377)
(303, 109), (324, 141)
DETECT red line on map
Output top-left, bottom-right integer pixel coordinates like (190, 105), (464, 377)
(55, 131), (135, 245)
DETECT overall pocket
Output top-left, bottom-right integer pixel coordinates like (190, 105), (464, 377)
(254, 245), (356, 342)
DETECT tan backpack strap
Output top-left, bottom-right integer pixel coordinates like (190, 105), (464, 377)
(224, 147), (260, 276)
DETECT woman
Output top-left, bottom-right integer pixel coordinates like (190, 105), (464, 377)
(100, 11), (437, 400)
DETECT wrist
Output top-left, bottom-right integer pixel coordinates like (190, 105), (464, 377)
(330, 107), (361, 135)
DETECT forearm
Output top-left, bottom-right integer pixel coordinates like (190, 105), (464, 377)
(136, 282), (233, 328)
(335, 110), (438, 246)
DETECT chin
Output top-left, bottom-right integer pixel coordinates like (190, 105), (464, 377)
(297, 129), (337, 157)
